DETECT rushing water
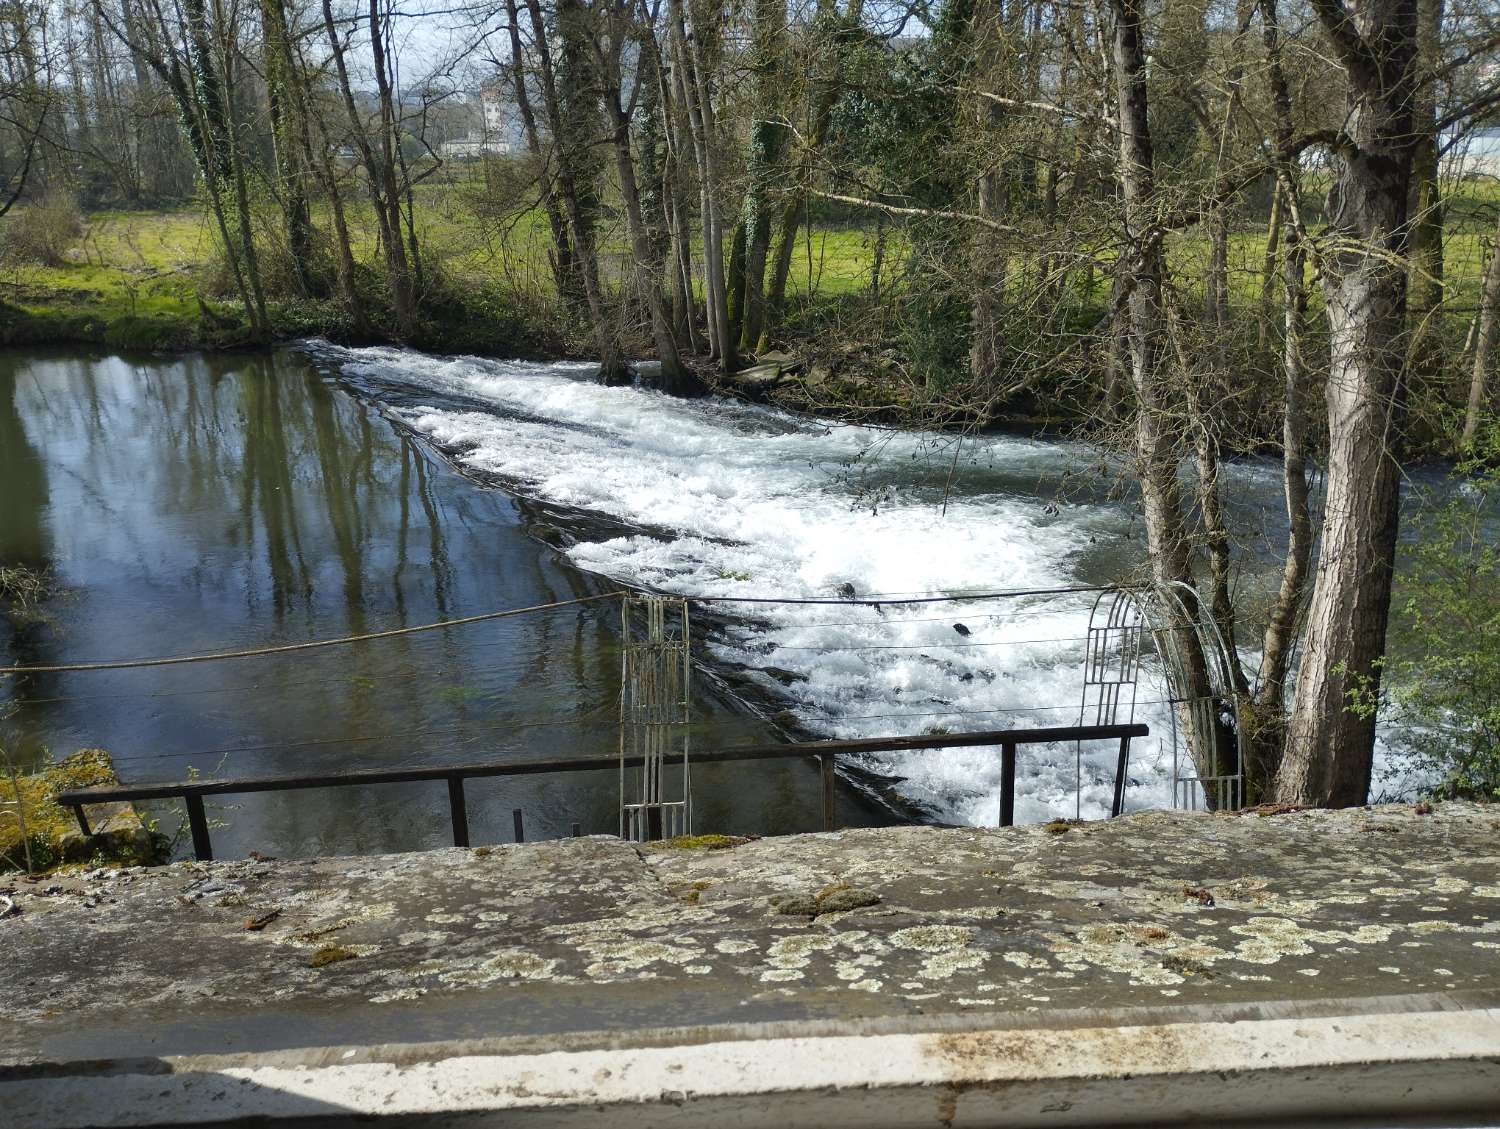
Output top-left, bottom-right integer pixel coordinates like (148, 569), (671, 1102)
(312, 343), (1219, 827)
(0, 348), (891, 859)
(0, 344), (1458, 857)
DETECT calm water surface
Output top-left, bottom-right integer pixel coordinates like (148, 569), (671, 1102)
(0, 348), (887, 857)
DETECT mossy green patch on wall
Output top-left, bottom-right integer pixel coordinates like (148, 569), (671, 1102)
(0, 749), (167, 874)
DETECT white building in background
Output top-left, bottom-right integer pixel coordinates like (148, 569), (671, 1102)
(481, 84), (509, 136)
(439, 137), (512, 160)
(1447, 126), (1500, 179)
(438, 86), (516, 160)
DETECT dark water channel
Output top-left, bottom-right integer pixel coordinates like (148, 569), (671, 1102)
(0, 348), (888, 858)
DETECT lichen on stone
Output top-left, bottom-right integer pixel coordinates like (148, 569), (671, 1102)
(307, 945), (357, 968)
(648, 834), (747, 852)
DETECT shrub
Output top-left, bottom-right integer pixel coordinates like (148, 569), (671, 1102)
(1387, 422), (1500, 800)
(0, 191), (84, 266)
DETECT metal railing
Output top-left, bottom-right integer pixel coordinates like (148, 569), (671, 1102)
(55, 723), (1148, 861)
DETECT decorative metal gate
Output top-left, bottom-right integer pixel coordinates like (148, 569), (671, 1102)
(618, 594), (692, 841)
(1145, 582), (1244, 811)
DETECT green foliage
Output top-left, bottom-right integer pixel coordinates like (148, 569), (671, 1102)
(0, 749), (168, 873)
(1388, 424), (1500, 800)
(897, 291), (970, 390)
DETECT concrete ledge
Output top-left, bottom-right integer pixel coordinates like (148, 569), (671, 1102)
(7, 804), (1500, 1125)
(8, 1006), (1500, 1127)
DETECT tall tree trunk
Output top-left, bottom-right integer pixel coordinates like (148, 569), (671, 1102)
(523, 0), (624, 379)
(596, 7), (689, 390)
(1109, 0), (1228, 797)
(260, 0), (314, 296)
(1277, 0), (1419, 807)
(1407, 0), (1444, 400)
(1258, 180), (1282, 346)
(669, 0), (732, 374)
(188, 0), (268, 334)
(286, 31), (366, 331)
(365, 0), (419, 333)
(735, 0), (787, 352)
(760, 0), (864, 351)
(969, 0), (1009, 384)
(650, 30), (700, 350)
(1244, 0), (1313, 801)
(320, 0), (417, 336)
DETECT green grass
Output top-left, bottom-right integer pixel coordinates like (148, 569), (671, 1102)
(2, 173), (1495, 353)
(0, 208), (212, 347)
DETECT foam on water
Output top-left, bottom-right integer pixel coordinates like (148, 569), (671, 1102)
(310, 344), (1234, 822)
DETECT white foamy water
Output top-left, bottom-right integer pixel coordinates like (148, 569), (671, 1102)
(309, 344), (1248, 823)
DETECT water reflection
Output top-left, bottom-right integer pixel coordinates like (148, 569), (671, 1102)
(0, 360), (55, 733)
(0, 349), (885, 857)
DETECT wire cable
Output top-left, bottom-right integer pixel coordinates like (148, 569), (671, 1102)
(0, 592), (623, 675)
(681, 583), (1119, 607)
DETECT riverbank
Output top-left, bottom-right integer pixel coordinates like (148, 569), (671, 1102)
(5, 188), (1499, 442)
(4, 803), (1499, 1124)
(0, 202), (1234, 436)
(0, 280), (953, 430)
(0, 280), (562, 362)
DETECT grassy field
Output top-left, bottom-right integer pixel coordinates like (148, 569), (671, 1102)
(0, 208), (212, 343)
(1, 173), (1495, 352)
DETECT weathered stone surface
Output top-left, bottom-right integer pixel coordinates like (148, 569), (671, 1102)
(2, 803), (1498, 1065)
(728, 362), (789, 391)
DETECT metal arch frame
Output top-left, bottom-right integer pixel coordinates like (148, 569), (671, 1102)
(613, 583), (1238, 835)
(1076, 588), (1146, 819)
(1077, 583), (1245, 815)
(1136, 581), (1245, 812)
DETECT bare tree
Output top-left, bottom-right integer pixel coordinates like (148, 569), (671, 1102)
(592, 0), (688, 386)
(320, 0), (420, 336)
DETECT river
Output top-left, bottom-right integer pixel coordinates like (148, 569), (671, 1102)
(0, 344), (1453, 857)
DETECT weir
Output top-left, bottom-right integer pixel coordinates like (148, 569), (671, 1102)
(4, 354), (1494, 1128)
(5, 348), (1425, 850)
(28, 582), (1236, 861)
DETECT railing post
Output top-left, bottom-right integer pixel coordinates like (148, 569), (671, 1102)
(820, 755), (837, 831)
(185, 795), (213, 861)
(1112, 736), (1131, 818)
(999, 741), (1016, 827)
(512, 808), (526, 843)
(447, 777), (470, 847)
(70, 804), (92, 838)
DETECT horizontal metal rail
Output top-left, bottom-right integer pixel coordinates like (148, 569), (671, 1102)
(57, 723), (1147, 861)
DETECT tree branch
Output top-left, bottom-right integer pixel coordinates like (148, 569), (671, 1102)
(954, 87), (1111, 129)
(1306, 0), (1379, 89)
(809, 190), (1021, 233)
